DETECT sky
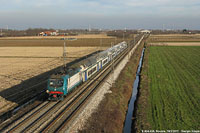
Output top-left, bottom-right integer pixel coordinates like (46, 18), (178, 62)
(0, 0), (200, 30)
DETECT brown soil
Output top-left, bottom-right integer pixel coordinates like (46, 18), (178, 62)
(0, 38), (131, 47)
(149, 34), (200, 42)
(149, 42), (200, 46)
(0, 47), (101, 91)
(0, 34), (115, 40)
(151, 34), (200, 37)
(79, 40), (145, 133)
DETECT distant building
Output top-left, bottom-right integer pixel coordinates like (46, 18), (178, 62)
(0, 29), (4, 37)
(39, 30), (59, 36)
(139, 30), (151, 34)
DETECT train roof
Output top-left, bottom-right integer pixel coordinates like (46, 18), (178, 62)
(50, 73), (64, 79)
(79, 48), (110, 67)
(50, 66), (81, 78)
(50, 41), (127, 78)
(78, 41), (127, 68)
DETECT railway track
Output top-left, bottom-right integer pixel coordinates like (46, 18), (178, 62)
(44, 59), (115, 132)
(1, 35), (144, 133)
(47, 35), (145, 132)
(2, 61), (113, 132)
(1, 64), (111, 132)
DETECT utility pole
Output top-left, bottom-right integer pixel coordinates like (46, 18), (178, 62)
(123, 32), (124, 41)
(128, 37), (132, 59)
(124, 28), (127, 41)
(132, 34), (136, 56)
(128, 41), (130, 59)
(111, 42), (114, 86)
(100, 37), (102, 50)
(162, 24), (165, 31)
(98, 37), (102, 60)
(115, 30), (117, 44)
(63, 41), (67, 69)
(88, 24), (91, 32)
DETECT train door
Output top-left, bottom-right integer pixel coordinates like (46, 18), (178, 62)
(81, 71), (85, 82)
(79, 72), (83, 82)
(64, 77), (67, 95)
(109, 55), (111, 61)
(85, 71), (87, 81)
(99, 61), (101, 70)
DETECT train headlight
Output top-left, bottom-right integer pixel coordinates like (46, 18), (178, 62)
(46, 90), (49, 93)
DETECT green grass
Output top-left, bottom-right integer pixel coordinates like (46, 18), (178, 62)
(147, 46), (200, 130)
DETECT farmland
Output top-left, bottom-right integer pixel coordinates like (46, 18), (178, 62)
(0, 34), (130, 47)
(149, 42), (200, 46)
(0, 34), (115, 39)
(135, 46), (200, 131)
(148, 34), (200, 43)
(0, 47), (103, 90)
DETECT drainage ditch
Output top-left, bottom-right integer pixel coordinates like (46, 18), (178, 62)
(123, 47), (145, 133)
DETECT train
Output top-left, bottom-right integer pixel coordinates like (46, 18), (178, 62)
(46, 41), (128, 100)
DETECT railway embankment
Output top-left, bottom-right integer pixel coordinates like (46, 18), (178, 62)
(79, 37), (147, 132)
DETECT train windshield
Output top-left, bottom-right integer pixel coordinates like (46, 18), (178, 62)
(49, 79), (63, 88)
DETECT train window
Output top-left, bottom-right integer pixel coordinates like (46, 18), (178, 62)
(88, 66), (97, 76)
(88, 70), (92, 76)
(49, 79), (63, 88)
(112, 54), (115, 58)
(103, 59), (108, 65)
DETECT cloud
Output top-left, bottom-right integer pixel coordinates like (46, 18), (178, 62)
(0, 0), (199, 29)
(1, 0), (200, 14)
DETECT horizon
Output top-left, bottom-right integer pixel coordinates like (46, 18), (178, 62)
(0, 28), (199, 31)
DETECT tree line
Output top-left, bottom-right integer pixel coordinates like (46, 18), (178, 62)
(0, 28), (200, 37)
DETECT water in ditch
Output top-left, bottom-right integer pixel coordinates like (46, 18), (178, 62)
(123, 47), (145, 133)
